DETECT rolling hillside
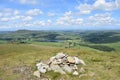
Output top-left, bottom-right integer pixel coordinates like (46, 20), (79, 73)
(0, 30), (120, 80)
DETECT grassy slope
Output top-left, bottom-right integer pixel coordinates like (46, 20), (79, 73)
(0, 40), (7, 44)
(0, 43), (120, 80)
(101, 42), (120, 51)
(31, 42), (63, 47)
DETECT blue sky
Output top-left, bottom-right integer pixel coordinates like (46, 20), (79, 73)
(0, 0), (120, 31)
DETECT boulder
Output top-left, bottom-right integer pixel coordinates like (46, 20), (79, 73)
(36, 62), (49, 73)
(33, 70), (40, 78)
(73, 71), (79, 75)
(35, 52), (86, 76)
(55, 52), (66, 59)
(50, 64), (66, 74)
(62, 64), (72, 73)
(71, 64), (78, 70)
(74, 57), (86, 66)
(52, 59), (62, 65)
(61, 56), (68, 63)
(67, 56), (75, 63)
(49, 56), (56, 62)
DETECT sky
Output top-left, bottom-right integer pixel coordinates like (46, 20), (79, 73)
(0, 0), (120, 31)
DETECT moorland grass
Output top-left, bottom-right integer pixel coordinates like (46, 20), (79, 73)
(0, 43), (120, 80)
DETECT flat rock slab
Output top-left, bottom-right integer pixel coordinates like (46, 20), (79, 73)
(50, 64), (66, 74)
(62, 64), (72, 73)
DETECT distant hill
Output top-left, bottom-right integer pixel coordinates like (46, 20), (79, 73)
(15, 30), (32, 33)
(0, 30), (120, 43)
(82, 31), (120, 43)
(0, 31), (12, 34)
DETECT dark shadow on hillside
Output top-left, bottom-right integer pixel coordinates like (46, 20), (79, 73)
(79, 44), (115, 52)
(82, 32), (120, 43)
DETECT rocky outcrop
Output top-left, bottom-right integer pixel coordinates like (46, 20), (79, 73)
(34, 52), (86, 78)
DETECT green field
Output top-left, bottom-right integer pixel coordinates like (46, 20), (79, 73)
(0, 30), (120, 80)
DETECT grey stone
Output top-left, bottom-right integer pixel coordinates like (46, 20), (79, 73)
(61, 56), (68, 63)
(33, 70), (40, 78)
(49, 56), (56, 62)
(74, 57), (86, 66)
(55, 52), (66, 59)
(62, 64), (72, 73)
(36, 62), (49, 73)
(70, 64), (78, 70)
(35, 52), (86, 76)
(50, 64), (66, 74)
(67, 56), (75, 63)
(73, 71), (79, 75)
(51, 59), (62, 65)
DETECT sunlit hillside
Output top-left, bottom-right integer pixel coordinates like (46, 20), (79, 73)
(0, 30), (120, 80)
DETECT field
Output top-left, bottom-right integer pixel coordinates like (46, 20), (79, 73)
(0, 30), (120, 80)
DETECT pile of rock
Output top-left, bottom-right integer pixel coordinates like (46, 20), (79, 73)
(34, 52), (86, 78)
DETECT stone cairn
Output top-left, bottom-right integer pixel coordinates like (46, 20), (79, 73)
(34, 52), (86, 78)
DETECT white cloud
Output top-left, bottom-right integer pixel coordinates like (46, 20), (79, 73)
(11, 15), (21, 20)
(47, 20), (52, 25)
(0, 17), (10, 22)
(56, 11), (72, 26)
(56, 15), (72, 26)
(33, 20), (52, 27)
(4, 13), (11, 17)
(13, 20), (53, 27)
(93, 0), (116, 11)
(13, 10), (19, 15)
(76, 0), (120, 14)
(20, 0), (37, 4)
(2, 8), (12, 17)
(0, 8), (18, 17)
(0, 15), (22, 22)
(1, 16), (32, 22)
(3, 8), (12, 12)
(0, 13), (2, 17)
(76, 4), (92, 14)
(64, 11), (72, 16)
(20, 0), (27, 4)
(56, 11), (83, 26)
(26, 9), (43, 16)
(10, 0), (38, 4)
(1, 4), (119, 30)
(56, 12), (119, 27)
(0, 19), (53, 29)
(0, 9), (40, 22)
(34, 21), (46, 26)
(47, 12), (55, 17)
(115, 0), (120, 8)
(0, 24), (12, 29)
(73, 18), (83, 25)
(22, 16), (33, 21)
(88, 13), (116, 26)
